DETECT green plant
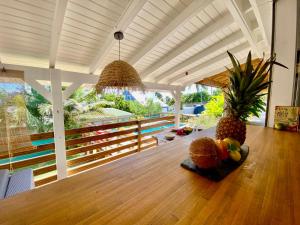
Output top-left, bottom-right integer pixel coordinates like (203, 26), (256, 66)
(204, 93), (224, 118)
(165, 96), (175, 106)
(182, 91), (211, 104)
(103, 94), (162, 116)
(187, 114), (218, 129)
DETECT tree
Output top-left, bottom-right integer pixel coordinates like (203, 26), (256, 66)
(144, 99), (162, 115)
(11, 94), (27, 126)
(25, 87), (112, 132)
(181, 91), (211, 104)
(212, 88), (222, 96)
(155, 92), (163, 101)
(102, 94), (162, 117)
(203, 93), (224, 118)
(25, 88), (53, 133)
(165, 96), (175, 106)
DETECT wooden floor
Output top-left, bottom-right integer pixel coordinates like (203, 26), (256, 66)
(0, 125), (299, 225)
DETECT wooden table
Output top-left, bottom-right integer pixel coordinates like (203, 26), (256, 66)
(0, 125), (299, 225)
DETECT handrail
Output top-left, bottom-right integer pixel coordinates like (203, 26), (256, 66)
(0, 115), (175, 186)
(65, 120), (138, 136)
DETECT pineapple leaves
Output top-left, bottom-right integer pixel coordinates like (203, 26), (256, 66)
(225, 50), (288, 121)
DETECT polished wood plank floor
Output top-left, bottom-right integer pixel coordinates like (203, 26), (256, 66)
(0, 125), (299, 225)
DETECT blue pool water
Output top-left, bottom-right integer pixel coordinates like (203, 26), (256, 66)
(141, 123), (185, 134)
(32, 138), (54, 146)
(0, 139), (54, 164)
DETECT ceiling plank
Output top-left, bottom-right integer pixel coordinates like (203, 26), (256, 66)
(142, 13), (234, 80)
(89, 0), (148, 74)
(168, 42), (250, 84)
(49, 0), (68, 68)
(155, 31), (244, 84)
(128, 0), (212, 66)
(224, 0), (262, 57)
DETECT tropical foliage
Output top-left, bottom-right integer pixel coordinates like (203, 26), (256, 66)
(0, 88), (29, 128)
(181, 91), (211, 104)
(22, 87), (163, 133)
(203, 93), (224, 118)
(25, 89), (53, 132)
(102, 94), (162, 117)
(155, 92), (175, 106)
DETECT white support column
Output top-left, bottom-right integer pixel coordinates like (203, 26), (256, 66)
(267, 0), (298, 127)
(171, 89), (182, 129)
(62, 81), (84, 101)
(50, 69), (67, 179)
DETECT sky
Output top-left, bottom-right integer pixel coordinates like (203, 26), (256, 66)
(0, 83), (24, 94)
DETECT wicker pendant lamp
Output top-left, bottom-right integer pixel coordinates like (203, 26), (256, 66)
(96, 31), (144, 93)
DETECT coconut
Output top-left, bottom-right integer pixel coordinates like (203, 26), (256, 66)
(189, 137), (220, 169)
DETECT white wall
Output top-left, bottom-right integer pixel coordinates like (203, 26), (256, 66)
(268, 0), (298, 127)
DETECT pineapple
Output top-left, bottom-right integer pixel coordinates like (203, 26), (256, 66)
(216, 51), (287, 145)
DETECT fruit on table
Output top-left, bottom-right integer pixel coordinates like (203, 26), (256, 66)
(176, 127), (193, 135)
(229, 151), (241, 162)
(223, 138), (240, 148)
(176, 128), (185, 135)
(183, 127), (193, 134)
(215, 139), (229, 160)
(189, 137), (220, 169)
(216, 116), (246, 145)
(215, 51), (287, 145)
(274, 123), (286, 130)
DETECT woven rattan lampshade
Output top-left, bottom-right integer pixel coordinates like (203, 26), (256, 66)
(96, 60), (144, 93)
(96, 31), (144, 93)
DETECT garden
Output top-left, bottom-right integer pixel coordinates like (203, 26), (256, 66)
(0, 83), (225, 135)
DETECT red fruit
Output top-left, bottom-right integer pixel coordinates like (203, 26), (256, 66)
(215, 140), (229, 160)
(176, 129), (185, 135)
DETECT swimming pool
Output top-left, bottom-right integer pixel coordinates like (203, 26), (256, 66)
(141, 123), (184, 134)
(0, 139), (54, 164)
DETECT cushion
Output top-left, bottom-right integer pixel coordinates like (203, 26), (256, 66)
(5, 168), (34, 198)
(0, 169), (9, 199)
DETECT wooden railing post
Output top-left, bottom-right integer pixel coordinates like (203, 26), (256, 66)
(137, 120), (142, 151)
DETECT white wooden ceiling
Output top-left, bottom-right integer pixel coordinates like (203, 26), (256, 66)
(0, 0), (271, 87)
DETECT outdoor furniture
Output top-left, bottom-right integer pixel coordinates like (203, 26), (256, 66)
(0, 168), (34, 199)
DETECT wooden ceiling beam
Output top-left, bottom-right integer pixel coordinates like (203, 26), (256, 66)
(197, 79), (227, 88)
(127, 0), (212, 66)
(89, 0), (148, 74)
(49, 0), (68, 68)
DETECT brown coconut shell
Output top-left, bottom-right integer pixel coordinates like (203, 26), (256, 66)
(189, 137), (220, 169)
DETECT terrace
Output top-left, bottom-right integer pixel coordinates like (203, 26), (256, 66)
(0, 0), (299, 224)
